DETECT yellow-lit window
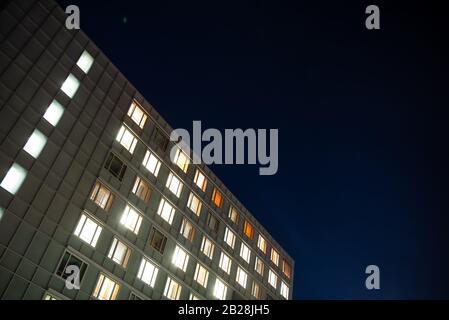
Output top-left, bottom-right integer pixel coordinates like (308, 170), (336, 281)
(194, 263), (209, 288)
(90, 182), (114, 211)
(271, 248), (280, 266)
(173, 148), (189, 173)
(164, 277), (182, 300)
(228, 206), (239, 224)
(92, 274), (120, 300)
(180, 218), (195, 242)
(211, 188), (224, 208)
(108, 238), (131, 268)
(257, 235), (267, 254)
(193, 169), (207, 192)
(219, 252), (232, 274)
(116, 125), (138, 154)
(187, 192), (202, 216)
(251, 282), (261, 299)
(201, 236), (214, 260)
(243, 220), (254, 239)
(282, 260), (292, 279)
(127, 101), (148, 129)
(132, 176), (152, 203)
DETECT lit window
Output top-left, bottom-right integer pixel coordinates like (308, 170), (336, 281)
(92, 273), (120, 300)
(132, 176), (151, 203)
(142, 150), (161, 177)
(74, 214), (102, 247)
(268, 269), (278, 289)
(61, 74), (80, 98)
(166, 172), (183, 198)
(157, 198), (175, 225)
(189, 293), (201, 300)
(172, 148), (189, 173)
(194, 263), (209, 288)
(219, 252), (232, 274)
(116, 125), (138, 154)
(243, 220), (254, 239)
(56, 251), (88, 282)
(236, 267), (248, 289)
(108, 238), (131, 268)
(254, 257), (264, 276)
(211, 188), (224, 208)
(90, 181), (114, 211)
(213, 279), (227, 300)
(271, 248), (280, 266)
(224, 227), (236, 249)
(251, 282), (261, 299)
(282, 260), (292, 279)
(23, 129), (47, 158)
(280, 281), (289, 299)
(0, 163), (27, 195)
(240, 243), (251, 264)
(257, 235), (267, 254)
(127, 101), (147, 129)
(43, 293), (58, 300)
(149, 227), (167, 254)
(180, 218), (195, 242)
(228, 206), (239, 224)
(137, 257), (159, 287)
(76, 50), (94, 73)
(193, 169), (207, 192)
(200, 236), (214, 260)
(120, 205), (143, 235)
(43, 99), (64, 126)
(172, 245), (189, 272)
(187, 192), (202, 216)
(164, 277), (182, 300)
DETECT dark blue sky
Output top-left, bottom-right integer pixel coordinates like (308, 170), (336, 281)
(57, 0), (449, 299)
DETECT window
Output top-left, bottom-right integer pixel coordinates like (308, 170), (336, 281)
(254, 257), (264, 276)
(224, 227), (236, 249)
(120, 205), (143, 235)
(0, 163), (27, 195)
(283, 260), (292, 279)
(43, 293), (58, 300)
(252, 282), (261, 299)
(189, 293), (201, 300)
(151, 127), (169, 151)
(56, 251), (88, 282)
(108, 238), (131, 268)
(116, 125), (138, 154)
(193, 169), (207, 192)
(280, 281), (289, 299)
(104, 153), (127, 181)
(149, 227), (167, 254)
(142, 150), (161, 177)
(213, 279), (227, 300)
(92, 274), (120, 300)
(61, 74), (80, 98)
(268, 269), (278, 289)
(240, 243), (251, 264)
(129, 292), (142, 300)
(172, 245), (189, 272)
(164, 277), (182, 300)
(137, 257), (159, 287)
(194, 263), (209, 288)
(43, 99), (64, 126)
(187, 192), (202, 216)
(180, 218), (195, 242)
(243, 220), (254, 239)
(228, 206), (239, 224)
(257, 235), (267, 254)
(200, 236), (214, 260)
(236, 267), (248, 289)
(127, 101), (147, 129)
(90, 181), (114, 211)
(77, 50), (94, 73)
(166, 172), (183, 197)
(74, 214), (102, 247)
(172, 148), (189, 172)
(219, 252), (232, 274)
(207, 212), (220, 233)
(23, 129), (47, 158)
(157, 198), (175, 225)
(132, 176), (152, 203)
(271, 248), (280, 266)
(211, 188), (224, 208)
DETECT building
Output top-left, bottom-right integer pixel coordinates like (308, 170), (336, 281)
(0, 0), (294, 300)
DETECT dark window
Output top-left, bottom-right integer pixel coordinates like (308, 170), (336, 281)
(56, 251), (88, 281)
(149, 227), (167, 254)
(129, 292), (142, 300)
(104, 153), (127, 181)
(207, 212), (220, 233)
(151, 127), (169, 152)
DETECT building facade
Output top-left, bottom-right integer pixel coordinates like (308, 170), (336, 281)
(0, 0), (294, 300)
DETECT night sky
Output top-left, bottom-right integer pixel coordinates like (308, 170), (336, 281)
(56, 0), (449, 299)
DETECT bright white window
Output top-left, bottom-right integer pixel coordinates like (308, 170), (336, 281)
(127, 101), (147, 129)
(172, 245), (189, 272)
(251, 282), (261, 299)
(166, 172), (183, 198)
(0, 163), (27, 195)
(224, 227), (236, 249)
(200, 236), (214, 260)
(194, 263), (209, 288)
(92, 274), (120, 300)
(23, 129), (47, 158)
(255, 257), (264, 276)
(142, 150), (161, 177)
(43, 100), (64, 126)
(120, 205), (142, 234)
(240, 243), (251, 264)
(271, 248), (280, 266)
(280, 281), (289, 299)
(76, 50), (94, 73)
(157, 198), (175, 225)
(74, 214), (102, 247)
(219, 252), (232, 274)
(187, 193), (202, 216)
(236, 267), (248, 289)
(189, 293), (201, 300)
(172, 148), (189, 173)
(268, 269), (278, 289)
(61, 74), (80, 98)
(164, 277), (182, 300)
(137, 258), (159, 287)
(213, 279), (227, 300)
(108, 238), (131, 268)
(193, 169), (207, 192)
(257, 235), (267, 254)
(228, 206), (239, 224)
(116, 126), (138, 154)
